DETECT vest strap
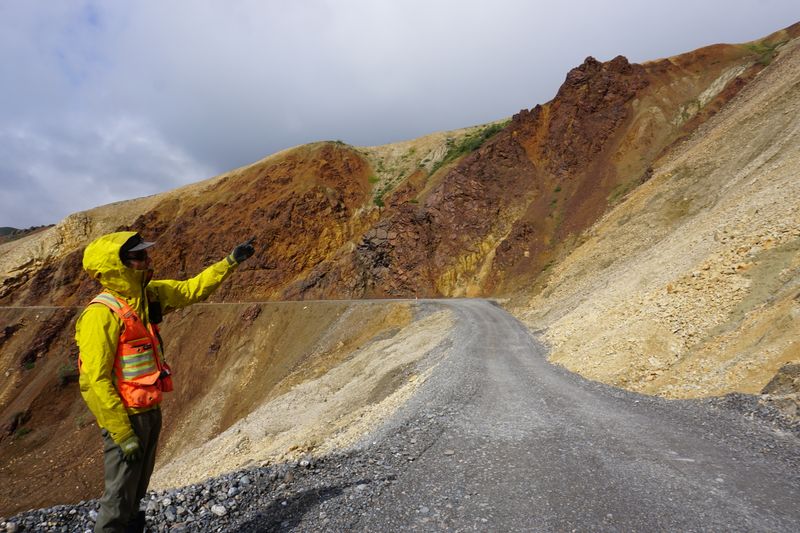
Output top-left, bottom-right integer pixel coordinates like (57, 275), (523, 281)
(87, 291), (169, 408)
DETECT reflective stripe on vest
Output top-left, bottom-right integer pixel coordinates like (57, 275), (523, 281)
(92, 292), (125, 311)
(88, 292), (165, 404)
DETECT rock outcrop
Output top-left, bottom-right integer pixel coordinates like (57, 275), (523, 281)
(522, 28), (800, 401)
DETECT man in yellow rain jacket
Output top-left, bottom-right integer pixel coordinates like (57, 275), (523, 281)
(76, 231), (255, 533)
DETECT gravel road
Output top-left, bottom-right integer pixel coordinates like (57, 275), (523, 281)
(4, 299), (798, 532)
(339, 299), (800, 532)
(238, 299), (800, 532)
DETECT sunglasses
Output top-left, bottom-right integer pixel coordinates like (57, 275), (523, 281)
(123, 250), (149, 262)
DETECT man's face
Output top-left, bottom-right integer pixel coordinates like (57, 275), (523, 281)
(123, 250), (152, 270)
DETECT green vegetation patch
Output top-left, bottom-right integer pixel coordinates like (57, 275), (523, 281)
(401, 147), (417, 161)
(747, 40), (785, 66)
(14, 427), (32, 440)
(608, 179), (639, 205)
(374, 191), (386, 208)
(429, 121), (509, 176)
(370, 168), (392, 207)
(57, 362), (79, 387)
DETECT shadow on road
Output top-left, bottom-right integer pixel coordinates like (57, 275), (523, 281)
(235, 478), (373, 532)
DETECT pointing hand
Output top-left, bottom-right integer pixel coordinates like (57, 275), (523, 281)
(228, 237), (256, 264)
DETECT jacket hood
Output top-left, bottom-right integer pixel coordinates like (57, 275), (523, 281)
(83, 231), (149, 297)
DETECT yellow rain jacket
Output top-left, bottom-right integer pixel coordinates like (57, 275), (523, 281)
(76, 231), (237, 444)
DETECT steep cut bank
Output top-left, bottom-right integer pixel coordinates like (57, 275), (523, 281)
(284, 38), (780, 299)
(0, 301), (452, 516)
(519, 32), (800, 403)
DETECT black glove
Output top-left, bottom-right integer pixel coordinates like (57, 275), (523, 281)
(119, 435), (142, 463)
(228, 237), (256, 264)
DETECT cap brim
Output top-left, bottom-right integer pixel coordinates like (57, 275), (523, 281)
(128, 241), (156, 252)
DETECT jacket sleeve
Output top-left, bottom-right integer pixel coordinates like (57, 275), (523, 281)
(76, 305), (135, 444)
(148, 257), (237, 314)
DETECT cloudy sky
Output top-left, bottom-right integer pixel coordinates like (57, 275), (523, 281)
(1, 1), (798, 228)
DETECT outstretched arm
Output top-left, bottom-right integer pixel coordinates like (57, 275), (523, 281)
(149, 237), (257, 312)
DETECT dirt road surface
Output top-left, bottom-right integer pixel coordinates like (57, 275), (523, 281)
(322, 299), (800, 531)
(5, 299), (798, 532)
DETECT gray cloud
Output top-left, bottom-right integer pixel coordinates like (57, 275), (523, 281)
(1, 0), (798, 227)
(0, 116), (212, 226)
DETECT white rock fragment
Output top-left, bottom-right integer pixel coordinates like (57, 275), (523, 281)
(211, 504), (227, 517)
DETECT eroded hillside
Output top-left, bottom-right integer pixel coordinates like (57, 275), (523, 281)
(519, 32), (800, 404)
(2, 28), (792, 305)
(1, 23), (799, 516)
(0, 301), (451, 515)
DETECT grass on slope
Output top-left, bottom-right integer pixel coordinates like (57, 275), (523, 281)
(428, 121), (509, 177)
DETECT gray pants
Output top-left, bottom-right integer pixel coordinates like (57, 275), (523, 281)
(95, 408), (162, 533)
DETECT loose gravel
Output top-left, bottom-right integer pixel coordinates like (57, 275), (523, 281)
(1, 391), (795, 533)
(0, 408), (452, 532)
(2, 300), (797, 532)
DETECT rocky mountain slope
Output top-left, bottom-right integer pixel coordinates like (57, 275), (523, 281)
(519, 28), (800, 404)
(1, 23), (799, 515)
(3, 28), (792, 305)
(0, 226), (53, 245)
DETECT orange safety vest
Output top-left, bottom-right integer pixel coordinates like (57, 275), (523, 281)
(85, 292), (174, 409)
